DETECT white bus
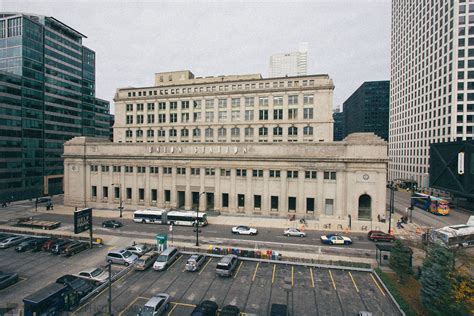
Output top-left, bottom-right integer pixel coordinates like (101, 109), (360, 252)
(133, 209), (208, 227)
(430, 224), (474, 249)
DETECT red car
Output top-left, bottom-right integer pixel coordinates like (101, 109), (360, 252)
(367, 230), (395, 242)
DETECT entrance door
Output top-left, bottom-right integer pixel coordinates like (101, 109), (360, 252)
(192, 192), (200, 210)
(206, 192), (214, 210)
(177, 191), (185, 208)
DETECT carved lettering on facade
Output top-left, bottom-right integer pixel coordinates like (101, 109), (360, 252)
(148, 145), (249, 155)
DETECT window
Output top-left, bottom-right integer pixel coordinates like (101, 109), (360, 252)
(150, 166), (159, 174)
(231, 111), (240, 121)
(205, 112), (214, 122)
(288, 95), (298, 105)
(179, 128), (188, 137)
(181, 113), (190, 122)
(126, 187), (132, 200)
(259, 97), (269, 106)
(101, 165), (109, 172)
(288, 109), (298, 120)
(303, 108), (313, 119)
(126, 130), (132, 137)
(269, 170), (280, 178)
(151, 189), (157, 202)
(137, 166), (146, 173)
(170, 113), (177, 123)
(162, 167), (172, 174)
(273, 96), (283, 106)
(169, 102), (177, 110)
(136, 129), (143, 137)
(205, 99), (214, 109)
(113, 166), (121, 173)
(238, 194), (245, 207)
(287, 170), (298, 178)
(254, 195), (261, 209)
(193, 128), (201, 137)
(164, 190), (171, 202)
(126, 115), (133, 124)
(305, 170), (317, 179)
(303, 94), (314, 105)
(273, 126), (283, 136)
(273, 109), (283, 120)
(191, 168), (200, 175)
(306, 198), (315, 213)
(158, 129), (165, 137)
(222, 193), (229, 208)
(218, 127), (227, 138)
(218, 98), (227, 108)
(231, 98), (240, 107)
(245, 127), (254, 137)
(139, 188), (144, 201)
(288, 197), (296, 212)
(205, 127), (214, 138)
(147, 103), (155, 111)
(218, 111), (227, 122)
(258, 127), (268, 136)
(193, 112), (201, 122)
(220, 168), (231, 177)
(90, 165), (98, 172)
(288, 126), (298, 136)
(324, 171), (337, 180)
(126, 104), (133, 111)
(91, 186), (97, 198)
(181, 101), (189, 109)
(193, 100), (201, 109)
(252, 169), (263, 177)
(125, 166), (133, 173)
(259, 110), (268, 120)
(147, 129), (154, 138)
(169, 128), (177, 137)
(177, 167), (186, 175)
(136, 103), (144, 111)
(231, 127), (240, 138)
(158, 114), (166, 123)
(236, 169), (247, 177)
(245, 97), (254, 107)
(158, 102), (166, 110)
(114, 187), (119, 199)
(325, 199), (334, 215)
(303, 126), (313, 136)
(245, 110), (254, 121)
(271, 196), (279, 210)
(205, 168), (215, 176)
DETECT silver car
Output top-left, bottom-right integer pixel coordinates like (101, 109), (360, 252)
(185, 254), (206, 272)
(125, 244), (149, 257)
(77, 267), (109, 283)
(138, 293), (170, 316)
(283, 228), (306, 237)
(0, 236), (26, 249)
(106, 249), (138, 266)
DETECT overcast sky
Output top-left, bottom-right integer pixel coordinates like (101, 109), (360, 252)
(4, 0), (391, 113)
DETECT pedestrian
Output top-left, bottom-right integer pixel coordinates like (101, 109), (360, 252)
(50, 203), (54, 210)
(377, 214), (381, 222)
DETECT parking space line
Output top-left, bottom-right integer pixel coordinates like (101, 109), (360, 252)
(328, 270), (336, 290)
(167, 302), (178, 315)
(310, 267), (315, 288)
(171, 302), (196, 307)
(119, 296), (149, 316)
(234, 261), (243, 279)
(291, 266), (294, 288)
(348, 272), (359, 293)
(272, 264), (276, 284)
(168, 255), (182, 270)
(199, 257), (212, 275)
(252, 262), (260, 282)
(0, 277), (27, 292)
(370, 273), (386, 297)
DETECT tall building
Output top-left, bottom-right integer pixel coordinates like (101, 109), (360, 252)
(64, 70), (389, 231)
(269, 42), (308, 78)
(332, 106), (345, 141)
(391, 1), (474, 187)
(0, 13), (110, 202)
(343, 81), (389, 141)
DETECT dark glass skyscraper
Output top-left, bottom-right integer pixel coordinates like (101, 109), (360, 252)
(342, 81), (389, 141)
(332, 107), (345, 141)
(0, 13), (110, 202)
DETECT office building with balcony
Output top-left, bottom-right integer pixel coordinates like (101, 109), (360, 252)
(0, 13), (110, 202)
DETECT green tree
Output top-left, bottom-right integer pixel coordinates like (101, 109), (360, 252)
(420, 244), (466, 315)
(389, 239), (412, 283)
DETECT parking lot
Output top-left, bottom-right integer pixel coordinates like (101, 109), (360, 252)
(75, 253), (400, 316)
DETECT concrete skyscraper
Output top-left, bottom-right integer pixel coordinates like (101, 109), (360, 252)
(390, 1), (474, 187)
(269, 42), (308, 78)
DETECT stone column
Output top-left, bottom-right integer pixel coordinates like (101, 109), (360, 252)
(158, 166), (164, 207)
(335, 170), (345, 218)
(215, 168), (221, 211)
(280, 169), (287, 214)
(199, 167), (206, 211)
(246, 170), (252, 212)
(145, 166), (150, 206)
(263, 169), (269, 212)
(317, 171), (324, 215)
(230, 168), (236, 212)
(185, 167), (191, 210)
(171, 167), (177, 208)
(297, 170), (305, 214)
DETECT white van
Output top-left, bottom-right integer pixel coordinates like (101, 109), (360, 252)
(153, 247), (179, 271)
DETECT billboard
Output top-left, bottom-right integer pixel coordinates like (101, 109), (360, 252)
(74, 208), (92, 234)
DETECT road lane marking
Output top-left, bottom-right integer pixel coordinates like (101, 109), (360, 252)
(310, 268), (315, 288)
(348, 272), (359, 293)
(252, 262), (260, 282)
(199, 258), (212, 275)
(119, 296), (149, 316)
(329, 270), (336, 290)
(272, 264), (276, 284)
(291, 266), (294, 288)
(234, 261), (243, 279)
(370, 273), (386, 296)
(167, 302), (178, 315)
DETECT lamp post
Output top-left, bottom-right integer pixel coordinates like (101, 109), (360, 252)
(195, 192), (206, 247)
(112, 183), (123, 218)
(386, 181), (395, 234)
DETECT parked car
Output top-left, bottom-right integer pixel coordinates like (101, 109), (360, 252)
(42, 238), (59, 252)
(220, 305), (240, 316)
(367, 230), (395, 242)
(125, 243), (149, 257)
(135, 251), (159, 271)
(0, 235), (26, 249)
(15, 237), (38, 252)
(0, 233), (12, 242)
(216, 255), (238, 277)
(62, 241), (88, 257)
(77, 267), (109, 283)
(106, 248), (138, 266)
(101, 220), (122, 228)
(270, 303), (288, 316)
(153, 247), (179, 271)
(0, 271), (19, 290)
(231, 225), (258, 235)
(138, 294), (170, 316)
(185, 254), (206, 272)
(320, 234), (353, 245)
(51, 239), (73, 255)
(191, 300), (218, 316)
(283, 228), (306, 237)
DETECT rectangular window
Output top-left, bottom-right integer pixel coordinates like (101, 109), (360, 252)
(245, 97), (255, 107)
(139, 188), (144, 201)
(136, 115), (144, 124)
(181, 113), (190, 122)
(191, 168), (201, 175)
(151, 189), (157, 202)
(125, 166), (133, 173)
(271, 196), (279, 210)
(252, 169), (263, 177)
(181, 101), (189, 109)
(288, 95), (299, 105)
(306, 198), (315, 213)
(254, 195), (261, 209)
(205, 168), (215, 176)
(218, 111), (227, 122)
(177, 167), (186, 175)
(158, 102), (166, 110)
(231, 98), (240, 107)
(324, 171), (337, 180)
(91, 186), (97, 198)
(164, 190), (171, 202)
(287, 170), (298, 178)
(147, 103), (155, 111)
(90, 165), (98, 172)
(163, 167), (172, 174)
(126, 187), (132, 200)
(158, 114), (166, 123)
(288, 109), (298, 120)
(245, 110), (254, 121)
(218, 98), (227, 108)
(273, 96), (283, 106)
(305, 171), (317, 179)
(170, 102), (177, 110)
(259, 110), (268, 120)
(273, 109), (283, 120)
(238, 194), (245, 207)
(126, 115), (133, 124)
(205, 99), (214, 109)
(170, 113), (177, 123)
(259, 97), (269, 106)
(220, 168), (231, 177)
(136, 103), (144, 111)
(137, 166), (145, 173)
(126, 104), (133, 111)
(193, 112), (201, 122)
(231, 110), (240, 121)
(325, 199), (334, 215)
(205, 112), (214, 122)
(303, 108), (313, 119)
(114, 187), (119, 199)
(269, 170), (280, 178)
(303, 94), (314, 105)
(222, 193), (229, 208)
(113, 166), (121, 173)
(150, 166), (159, 174)
(236, 169), (247, 177)
(288, 197), (296, 212)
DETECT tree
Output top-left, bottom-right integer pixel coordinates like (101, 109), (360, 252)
(389, 239), (412, 283)
(420, 244), (466, 315)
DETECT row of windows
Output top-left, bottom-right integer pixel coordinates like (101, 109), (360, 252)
(125, 126), (315, 138)
(91, 186), (333, 214)
(125, 79), (318, 98)
(90, 165), (336, 180)
(124, 108), (314, 124)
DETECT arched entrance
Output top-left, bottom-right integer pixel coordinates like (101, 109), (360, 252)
(358, 194), (372, 220)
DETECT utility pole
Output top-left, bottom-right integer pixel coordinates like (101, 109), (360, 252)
(108, 262), (112, 315)
(387, 181), (395, 234)
(196, 192), (206, 247)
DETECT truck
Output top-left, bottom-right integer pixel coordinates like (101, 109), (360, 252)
(15, 217), (61, 230)
(23, 283), (79, 316)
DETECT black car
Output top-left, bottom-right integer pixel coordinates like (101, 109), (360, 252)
(0, 233), (12, 241)
(101, 220), (123, 228)
(61, 241), (88, 257)
(31, 238), (49, 252)
(15, 237), (38, 252)
(51, 240), (73, 255)
(270, 304), (288, 316)
(191, 300), (218, 316)
(220, 305), (240, 316)
(0, 271), (19, 290)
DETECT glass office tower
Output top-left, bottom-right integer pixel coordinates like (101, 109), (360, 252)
(0, 13), (110, 202)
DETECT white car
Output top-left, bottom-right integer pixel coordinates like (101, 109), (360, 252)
(231, 226), (258, 235)
(284, 228), (306, 237)
(125, 244), (149, 257)
(320, 234), (353, 245)
(77, 267), (109, 283)
(138, 293), (170, 316)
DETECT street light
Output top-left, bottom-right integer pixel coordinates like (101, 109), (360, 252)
(112, 183), (123, 218)
(195, 192), (206, 247)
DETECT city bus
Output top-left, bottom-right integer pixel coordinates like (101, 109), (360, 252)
(133, 209), (208, 226)
(429, 225), (474, 249)
(411, 192), (450, 215)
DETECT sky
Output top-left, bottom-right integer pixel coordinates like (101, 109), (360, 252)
(3, 0), (391, 113)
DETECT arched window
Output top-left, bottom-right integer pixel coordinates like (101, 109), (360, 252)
(125, 130), (132, 137)
(181, 128), (189, 137)
(358, 194), (372, 220)
(288, 126), (298, 136)
(303, 126), (313, 136)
